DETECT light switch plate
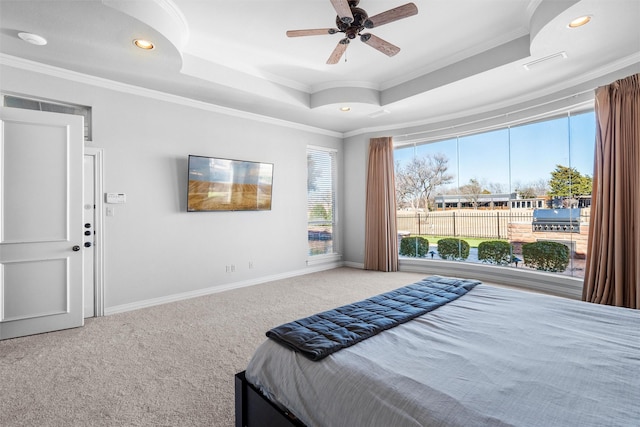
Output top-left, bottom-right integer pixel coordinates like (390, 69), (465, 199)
(105, 193), (126, 204)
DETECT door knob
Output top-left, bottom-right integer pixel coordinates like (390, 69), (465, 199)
(72, 245), (81, 251)
(84, 242), (92, 248)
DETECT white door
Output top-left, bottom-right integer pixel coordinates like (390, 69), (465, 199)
(0, 106), (84, 340)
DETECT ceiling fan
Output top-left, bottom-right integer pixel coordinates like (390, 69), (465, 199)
(286, 0), (418, 64)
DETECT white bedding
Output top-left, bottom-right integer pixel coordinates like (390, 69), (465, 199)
(246, 283), (640, 427)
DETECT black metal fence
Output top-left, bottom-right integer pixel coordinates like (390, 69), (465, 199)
(397, 211), (531, 239)
(397, 210), (589, 239)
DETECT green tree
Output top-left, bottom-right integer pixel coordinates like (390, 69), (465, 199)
(548, 165), (592, 198)
(310, 204), (329, 220)
(307, 154), (322, 192)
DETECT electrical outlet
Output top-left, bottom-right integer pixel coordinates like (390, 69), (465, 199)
(225, 265), (230, 273)
(231, 265), (235, 272)
(249, 261), (253, 269)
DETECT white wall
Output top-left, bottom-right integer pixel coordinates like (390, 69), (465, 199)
(0, 64), (342, 311)
(341, 130), (398, 267)
(342, 133), (368, 266)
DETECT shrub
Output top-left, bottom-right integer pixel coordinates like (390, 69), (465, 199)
(478, 240), (512, 265)
(310, 204), (329, 220)
(399, 236), (429, 257)
(522, 241), (570, 272)
(437, 238), (470, 260)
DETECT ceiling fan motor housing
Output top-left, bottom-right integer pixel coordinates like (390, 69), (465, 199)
(336, 7), (368, 38)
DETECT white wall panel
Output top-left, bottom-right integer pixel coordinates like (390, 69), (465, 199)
(2, 259), (68, 321)
(2, 122), (68, 243)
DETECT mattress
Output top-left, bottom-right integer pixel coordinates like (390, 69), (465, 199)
(245, 283), (640, 427)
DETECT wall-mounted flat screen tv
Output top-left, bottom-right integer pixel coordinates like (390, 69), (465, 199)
(187, 155), (273, 212)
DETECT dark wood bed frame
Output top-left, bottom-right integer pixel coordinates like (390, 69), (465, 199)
(235, 371), (306, 427)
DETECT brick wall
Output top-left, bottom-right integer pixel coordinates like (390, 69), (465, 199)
(508, 221), (589, 258)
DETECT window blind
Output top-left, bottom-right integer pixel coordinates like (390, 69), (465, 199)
(307, 147), (337, 256)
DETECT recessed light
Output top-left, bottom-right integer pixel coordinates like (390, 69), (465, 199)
(339, 106), (351, 112)
(568, 15), (591, 28)
(133, 39), (155, 50)
(18, 32), (47, 46)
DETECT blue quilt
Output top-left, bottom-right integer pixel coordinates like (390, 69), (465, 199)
(266, 275), (481, 361)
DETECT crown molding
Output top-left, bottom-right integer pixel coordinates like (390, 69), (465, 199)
(0, 53), (343, 139)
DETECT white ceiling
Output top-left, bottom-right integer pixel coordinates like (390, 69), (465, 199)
(1, 0), (639, 135)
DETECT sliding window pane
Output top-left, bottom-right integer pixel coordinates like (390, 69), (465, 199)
(395, 139), (458, 257)
(568, 111), (596, 278)
(510, 115), (579, 277)
(453, 130), (509, 261)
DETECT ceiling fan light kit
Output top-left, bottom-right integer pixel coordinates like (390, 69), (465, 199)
(287, 0), (418, 64)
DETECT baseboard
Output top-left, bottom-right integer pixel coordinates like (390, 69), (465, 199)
(105, 261), (345, 316)
(343, 261), (364, 269)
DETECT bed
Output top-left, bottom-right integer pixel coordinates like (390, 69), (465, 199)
(236, 275), (640, 427)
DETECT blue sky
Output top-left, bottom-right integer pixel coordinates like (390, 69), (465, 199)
(395, 111), (596, 192)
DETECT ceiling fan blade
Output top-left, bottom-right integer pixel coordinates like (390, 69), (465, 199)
(327, 39), (350, 64)
(286, 28), (338, 37)
(364, 3), (418, 29)
(360, 33), (400, 57)
(330, 0), (354, 24)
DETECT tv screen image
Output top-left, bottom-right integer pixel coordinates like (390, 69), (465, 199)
(187, 155), (273, 211)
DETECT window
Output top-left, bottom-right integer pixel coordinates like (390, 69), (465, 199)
(2, 93), (92, 141)
(307, 146), (337, 256)
(395, 110), (594, 279)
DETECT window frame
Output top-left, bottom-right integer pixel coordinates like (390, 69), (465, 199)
(2, 93), (92, 142)
(393, 103), (594, 298)
(307, 145), (340, 263)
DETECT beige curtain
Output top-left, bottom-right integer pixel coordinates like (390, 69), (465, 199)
(364, 137), (398, 271)
(583, 73), (640, 309)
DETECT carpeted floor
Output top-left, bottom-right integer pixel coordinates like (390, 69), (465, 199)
(0, 267), (429, 426)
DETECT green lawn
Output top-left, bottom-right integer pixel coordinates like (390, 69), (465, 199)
(416, 235), (508, 248)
